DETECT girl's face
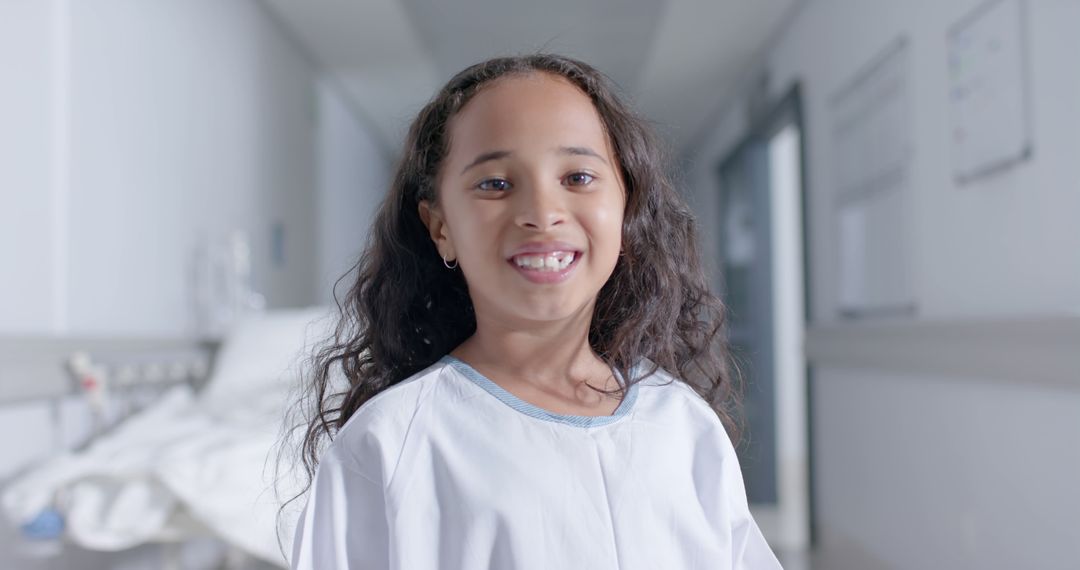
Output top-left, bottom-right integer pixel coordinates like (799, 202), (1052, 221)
(419, 72), (626, 326)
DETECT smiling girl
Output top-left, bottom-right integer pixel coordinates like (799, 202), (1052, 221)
(289, 54), (782, 570)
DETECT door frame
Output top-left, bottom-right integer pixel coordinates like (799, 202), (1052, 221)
(715, 83), (815, 551)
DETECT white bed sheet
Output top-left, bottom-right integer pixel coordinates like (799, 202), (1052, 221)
(1, 307), (331, 566)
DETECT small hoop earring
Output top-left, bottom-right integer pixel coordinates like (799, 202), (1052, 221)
(442, 255), (458, 269)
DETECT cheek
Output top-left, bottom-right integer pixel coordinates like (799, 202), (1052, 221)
(442, 202), (493, 252)
(585, 198), (625, 254)
(449, 215), (504, 270)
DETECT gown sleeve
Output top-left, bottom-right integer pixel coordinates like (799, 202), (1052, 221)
(718, 424), (785, 570)
(730, 508), (784, 569)
(291, 444), (390, 570)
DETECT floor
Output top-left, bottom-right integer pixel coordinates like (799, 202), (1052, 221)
(1, 521), (282, 570)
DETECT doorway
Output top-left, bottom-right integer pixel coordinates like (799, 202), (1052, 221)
(716, 85), (811, 552)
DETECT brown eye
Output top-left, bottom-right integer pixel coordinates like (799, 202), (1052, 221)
(477, 178), (512, 192)
(565, 172), (595, 186)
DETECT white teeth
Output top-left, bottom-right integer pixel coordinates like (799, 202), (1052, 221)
(513, 252), (576, 272)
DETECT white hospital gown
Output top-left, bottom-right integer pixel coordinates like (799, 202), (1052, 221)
(292, 355), (783, 570)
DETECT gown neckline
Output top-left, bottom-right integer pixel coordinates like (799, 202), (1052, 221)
(438, 355), (640, 428)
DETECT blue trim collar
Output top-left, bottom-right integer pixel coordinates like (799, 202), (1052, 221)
(439, 355), (639, 428)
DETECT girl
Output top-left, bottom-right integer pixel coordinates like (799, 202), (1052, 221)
(289, 54), (782, 570)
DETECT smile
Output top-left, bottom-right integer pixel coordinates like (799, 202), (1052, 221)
(507, 251), (581, 284)
(511, 251), (575, 271)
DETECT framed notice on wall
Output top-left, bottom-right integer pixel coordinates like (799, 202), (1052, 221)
(830, 37), (916, 319)
(948, 0), (1033, 183)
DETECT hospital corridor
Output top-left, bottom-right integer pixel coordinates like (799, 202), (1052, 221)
(1, 0), (1078, 568)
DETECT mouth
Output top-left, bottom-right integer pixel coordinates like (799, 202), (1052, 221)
(507, 250), (582, 284)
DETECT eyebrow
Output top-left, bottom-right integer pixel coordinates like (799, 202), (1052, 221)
(557, 146), (608, 165)
(459, 146), (609, 175)
(460, 150), (512, 175)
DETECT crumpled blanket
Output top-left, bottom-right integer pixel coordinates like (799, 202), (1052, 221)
(2, 383), (305, 567)
(2, 308), (330, 567)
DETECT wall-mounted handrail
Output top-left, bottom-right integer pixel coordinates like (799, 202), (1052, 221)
(805, 315), (1080, 389)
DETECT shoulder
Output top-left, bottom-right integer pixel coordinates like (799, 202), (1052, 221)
(325, 358), (458, 482)
(632, 359), (733, 435)
(631, 358), (704, 401)
(630, 361), (744, 473)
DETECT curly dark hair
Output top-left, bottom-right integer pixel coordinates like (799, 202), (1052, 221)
(286, 53), (741, 506)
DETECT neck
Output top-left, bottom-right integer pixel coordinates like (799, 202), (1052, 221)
(450, 303), (608, 389)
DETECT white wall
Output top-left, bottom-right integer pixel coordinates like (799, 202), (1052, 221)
(688, 0), (1080, 567)
(63, 0), (320, 335)
(316, 81), (390, 304)
(763, 0), (1080, 324)
(812, 365), (1080, 569)
(0, 1), (58, 334)
(0, 0), (390, 338)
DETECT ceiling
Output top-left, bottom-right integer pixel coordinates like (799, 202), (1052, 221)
(261, 0), (800, 156)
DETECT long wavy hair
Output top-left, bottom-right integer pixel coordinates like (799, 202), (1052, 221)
(288, 53), (740, 501)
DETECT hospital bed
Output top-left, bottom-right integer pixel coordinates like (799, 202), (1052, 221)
(1, 307), (332, 568)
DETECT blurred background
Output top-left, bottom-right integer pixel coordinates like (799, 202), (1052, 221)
(1, 0), (1078, 568)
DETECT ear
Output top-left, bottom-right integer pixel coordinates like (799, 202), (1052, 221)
(418, 200), (455, 260)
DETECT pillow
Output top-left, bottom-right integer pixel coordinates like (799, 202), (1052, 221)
(198, 306), (335, 412)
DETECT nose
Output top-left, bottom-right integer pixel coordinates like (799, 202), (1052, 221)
(514, 181), (566, 231)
